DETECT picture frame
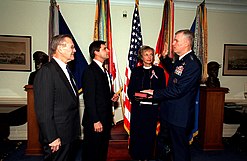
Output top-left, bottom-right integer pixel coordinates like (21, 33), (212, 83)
(223, 44), (247, 76)
(0, 35), (31, 71)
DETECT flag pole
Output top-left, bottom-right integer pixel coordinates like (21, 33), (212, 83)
(123, 0), (143, 134)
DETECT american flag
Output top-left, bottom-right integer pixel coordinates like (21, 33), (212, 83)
(123, 0), (143, 134)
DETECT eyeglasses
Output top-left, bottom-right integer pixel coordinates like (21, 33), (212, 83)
(59, 43), (75, 50)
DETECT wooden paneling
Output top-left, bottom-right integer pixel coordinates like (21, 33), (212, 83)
(199, 86), (229, 150)
(24, 85), (43, 155)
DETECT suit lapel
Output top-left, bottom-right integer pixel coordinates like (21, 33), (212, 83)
(91, 61), (111, 93)
(51, 59), (78, 99)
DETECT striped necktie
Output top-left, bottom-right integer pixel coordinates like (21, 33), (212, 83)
(66, 65), (78, 94)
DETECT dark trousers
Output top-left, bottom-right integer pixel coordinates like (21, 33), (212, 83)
(43, 139), (80, 161)
(156, 121), (191, 161)
(83, 128), (110, 161)
(156, 121), (172, 161)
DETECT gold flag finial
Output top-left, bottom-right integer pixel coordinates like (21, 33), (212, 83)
(50, 0), (57, 6)
(135, 0), (139, 6)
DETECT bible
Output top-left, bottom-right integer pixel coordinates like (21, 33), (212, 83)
(134, 92), (152, 100)
(135, 92), (148, 98)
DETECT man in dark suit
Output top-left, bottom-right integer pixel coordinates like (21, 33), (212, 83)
(142, 29), (202, 161)
(82, 40), (119, 161)
(33, 34), (81, 161)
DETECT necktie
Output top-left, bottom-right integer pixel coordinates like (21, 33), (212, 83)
(102, 65), (108, 78)
(66, 65), (77, 94)
(102, 65), (111, 91)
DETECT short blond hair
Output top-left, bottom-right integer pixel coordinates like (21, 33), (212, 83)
(138, 45), (154, 62)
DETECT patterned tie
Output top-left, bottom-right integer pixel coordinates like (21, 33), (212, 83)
(102, 65), (111, 91)
(102, 65), (108, 78)
(66, 65), (78, 94)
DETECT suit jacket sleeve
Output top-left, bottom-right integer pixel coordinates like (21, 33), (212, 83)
(154, 55), (201, 100)
(160, 56), (173, 74)
(82, 67), (100, 123)
(33, 66), (58, 143)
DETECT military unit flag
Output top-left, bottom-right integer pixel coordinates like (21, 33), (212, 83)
(189, 0), (208, 144)
(154, 0), (174, 86)
(48, 0), (88, 94)
(93, 0), (123, 122)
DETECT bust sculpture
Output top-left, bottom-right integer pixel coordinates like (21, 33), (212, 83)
(205, 61), (221, 88)
(28, 51), (49, 85)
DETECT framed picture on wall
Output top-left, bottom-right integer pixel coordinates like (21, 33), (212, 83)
(223, 44), (247, 76)
(0, 35), (31, 71)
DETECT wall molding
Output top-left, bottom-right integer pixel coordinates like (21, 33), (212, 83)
(24, 0), (247, 12)
(0, 97), (27, 105)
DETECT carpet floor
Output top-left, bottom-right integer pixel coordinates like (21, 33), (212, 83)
(1, 137), (247, 161)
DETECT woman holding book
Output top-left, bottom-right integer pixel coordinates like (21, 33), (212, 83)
(127, 45), (166, 161)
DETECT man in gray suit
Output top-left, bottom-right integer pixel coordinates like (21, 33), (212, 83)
(33, 34), (81, 161)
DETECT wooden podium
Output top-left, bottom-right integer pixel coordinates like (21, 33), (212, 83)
(198, 86), (229, 150)
(24, 85), (43, 155)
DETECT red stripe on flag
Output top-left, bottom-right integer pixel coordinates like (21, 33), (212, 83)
(123, 0), (143, 135)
